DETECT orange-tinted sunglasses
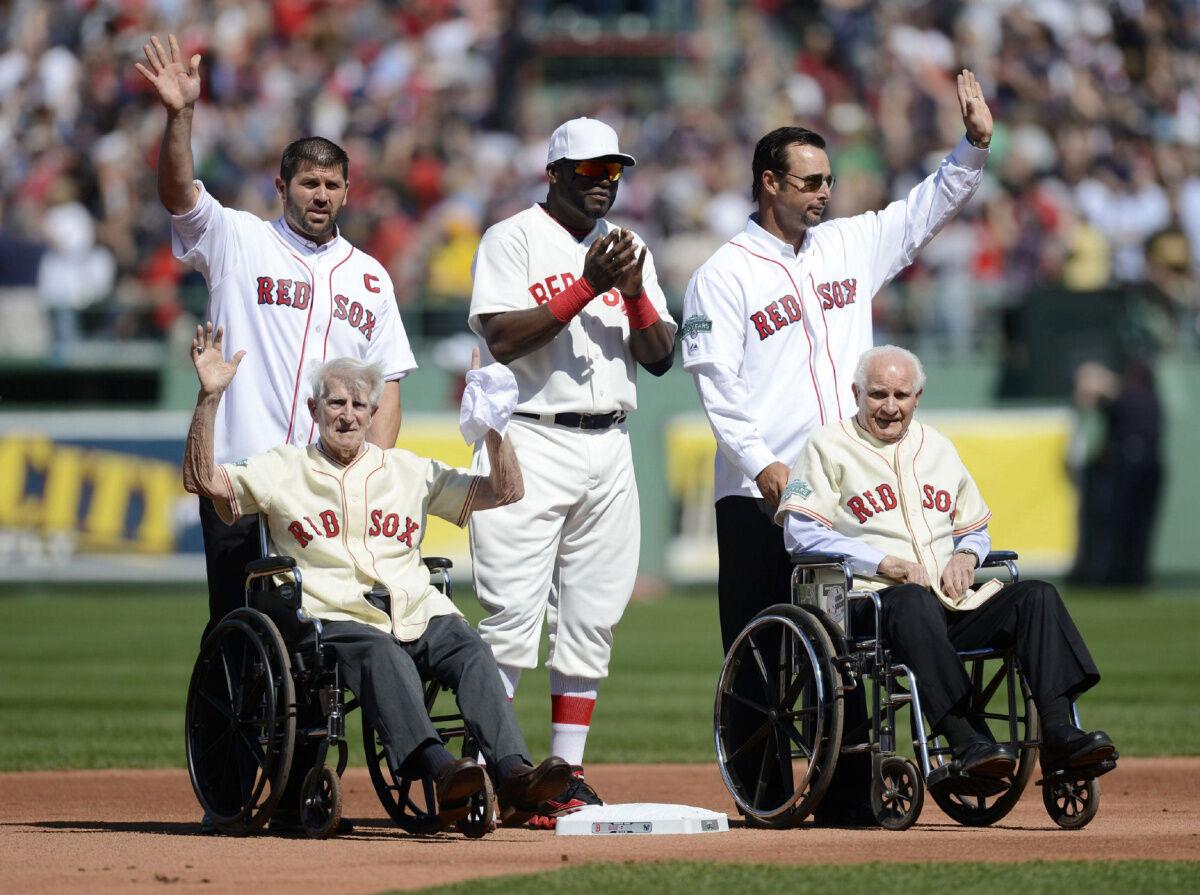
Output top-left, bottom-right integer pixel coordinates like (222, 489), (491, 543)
(573, 160), (624, 181)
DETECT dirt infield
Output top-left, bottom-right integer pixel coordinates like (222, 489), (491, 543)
(2, 760), (1196, 894)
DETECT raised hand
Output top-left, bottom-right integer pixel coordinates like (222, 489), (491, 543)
(191, 322), (245, 397)
(956, 68), (993, 148)
(135, 34), (201, 113)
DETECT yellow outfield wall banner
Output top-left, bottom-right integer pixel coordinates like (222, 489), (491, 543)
(664, 410), (1078, 583)
(0, 413), (475, 582)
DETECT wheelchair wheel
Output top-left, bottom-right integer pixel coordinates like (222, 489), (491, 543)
(929, 661), (1039, 828)
(300, 765), (343, 839)
(715, 604), (843, 828)
(457, 772), (497, 839)
(871, 756), (924, 831)
(1042, 775), (1101, 830)
(185, 608), (296, 836)
(362, 716), (440, 835)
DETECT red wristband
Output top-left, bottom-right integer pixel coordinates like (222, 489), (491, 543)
(547, 276), (596, 323)
(623, 289), (660, 330)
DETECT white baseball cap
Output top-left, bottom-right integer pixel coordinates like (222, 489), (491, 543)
(546, 117), (636, 167)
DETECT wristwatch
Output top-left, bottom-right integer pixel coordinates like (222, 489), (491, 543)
(967, 134), (991, 149)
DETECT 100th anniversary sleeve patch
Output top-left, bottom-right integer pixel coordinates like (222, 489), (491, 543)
(680, 314), (713, 338)
(781, 479), (813, 501)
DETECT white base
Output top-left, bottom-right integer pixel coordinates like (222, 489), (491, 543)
(554, 803), (729, 836)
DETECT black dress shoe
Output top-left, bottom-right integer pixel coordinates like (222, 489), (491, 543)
(928, 738), (1017, 796)
(1040, 726), (1118, 776)
(495, 756), (572, 827)
(434, 757), (488, 828)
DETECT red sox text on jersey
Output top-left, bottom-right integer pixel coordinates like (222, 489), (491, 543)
(286, 508), (421, 548)
(749, 279), (858, 340)
(528, 271), (628, 316)
(255, 272), (383, 341)
(846, 482), (954, 524)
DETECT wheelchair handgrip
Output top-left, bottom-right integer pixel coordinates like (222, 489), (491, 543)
(246, 555), (297, 575)
(423, 557), (453, 571)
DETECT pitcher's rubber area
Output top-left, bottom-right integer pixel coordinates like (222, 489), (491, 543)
(1, 760), (1195, 894)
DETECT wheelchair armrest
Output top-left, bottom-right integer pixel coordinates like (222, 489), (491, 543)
(246, 555), (297, 575)
(423, 557), (453, 571)
(982, 550), (1018, 566)
(791, 552), (849, 566)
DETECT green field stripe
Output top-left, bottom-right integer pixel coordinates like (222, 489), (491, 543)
(396, 860), (1200, 895)
(0, 588), (1197, 769)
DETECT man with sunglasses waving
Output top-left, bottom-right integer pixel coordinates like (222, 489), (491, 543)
(467, 117), (676, 828)
(681, 69), (994, 825)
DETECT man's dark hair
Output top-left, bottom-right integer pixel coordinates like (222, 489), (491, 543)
(280, 137), (350, 183)
(751, 126), (826, 201)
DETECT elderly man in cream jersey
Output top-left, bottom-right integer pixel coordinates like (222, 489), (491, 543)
(182, 323), (570, 834)
(776, 345), (1117, 797)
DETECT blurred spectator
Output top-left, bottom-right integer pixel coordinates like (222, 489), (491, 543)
(36, 195), (117, 362)
(1, 1), (1197, 360)
(1068, 358), (1164, 587)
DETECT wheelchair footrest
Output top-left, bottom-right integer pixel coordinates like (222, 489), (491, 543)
(927, 768), (1011, 798)
(1037, 758), (1118, 787)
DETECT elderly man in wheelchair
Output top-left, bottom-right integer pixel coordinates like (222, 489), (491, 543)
(182, 323), (569, 837)
(714, 345), (1117, 830)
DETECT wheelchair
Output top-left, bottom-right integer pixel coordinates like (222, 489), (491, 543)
(184, 526), (494, 839)
(714, 551), (1103, 831)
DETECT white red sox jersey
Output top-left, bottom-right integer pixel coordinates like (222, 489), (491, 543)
(467, 203), (677, 414)
(214, 442), (477, 640)
(774, 418), (991, 610)
(172, 182), (418, 464)
(681, 138), (989, 501)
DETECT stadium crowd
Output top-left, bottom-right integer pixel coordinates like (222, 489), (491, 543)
(0, 0), (1197, 363)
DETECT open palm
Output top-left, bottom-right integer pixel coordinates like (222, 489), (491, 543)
(191, 323), (245, 396)
(134, 34), (201, 112)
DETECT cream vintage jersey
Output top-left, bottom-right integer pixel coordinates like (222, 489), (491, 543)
(215, 442), (477, 640)
(682, 138), (989, 501)
(774, 418), (991, 610)
(467, 204), (677, 414)
(172, 182), (418, 464)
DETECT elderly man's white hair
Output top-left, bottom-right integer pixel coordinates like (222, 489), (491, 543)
(853, 345), (927, 393)
(310, 357), (385, 405)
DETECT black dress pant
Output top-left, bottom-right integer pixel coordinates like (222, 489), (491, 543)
(198, 496), (261, 642)
(853, 580), (1101, 728)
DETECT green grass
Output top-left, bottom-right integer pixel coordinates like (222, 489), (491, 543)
(398, 861), (1200, 895)
(0, 586), (1196, 770)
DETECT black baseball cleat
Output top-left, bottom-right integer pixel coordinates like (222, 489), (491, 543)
(434, 757), (489, 829)
(496, 756), (573, 827)
(1039, 726), (1118, 778)
(928, 737), (1017, 797)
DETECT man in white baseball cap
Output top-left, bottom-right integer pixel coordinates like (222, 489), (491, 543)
(466, 116), (675, 827)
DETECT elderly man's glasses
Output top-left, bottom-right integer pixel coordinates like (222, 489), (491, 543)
(573, 160), (624, 181)
(780, 171), (836, 192)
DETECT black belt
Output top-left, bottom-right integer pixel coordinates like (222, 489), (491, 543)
(514, 410), (627, 430)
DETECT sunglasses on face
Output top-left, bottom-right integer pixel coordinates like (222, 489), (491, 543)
(573, 160), (624, 181)
(780, 171), (836, 192)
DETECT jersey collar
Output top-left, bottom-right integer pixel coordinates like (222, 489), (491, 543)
(273, 216), (344, 255)
(742, 214), (812, 260)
